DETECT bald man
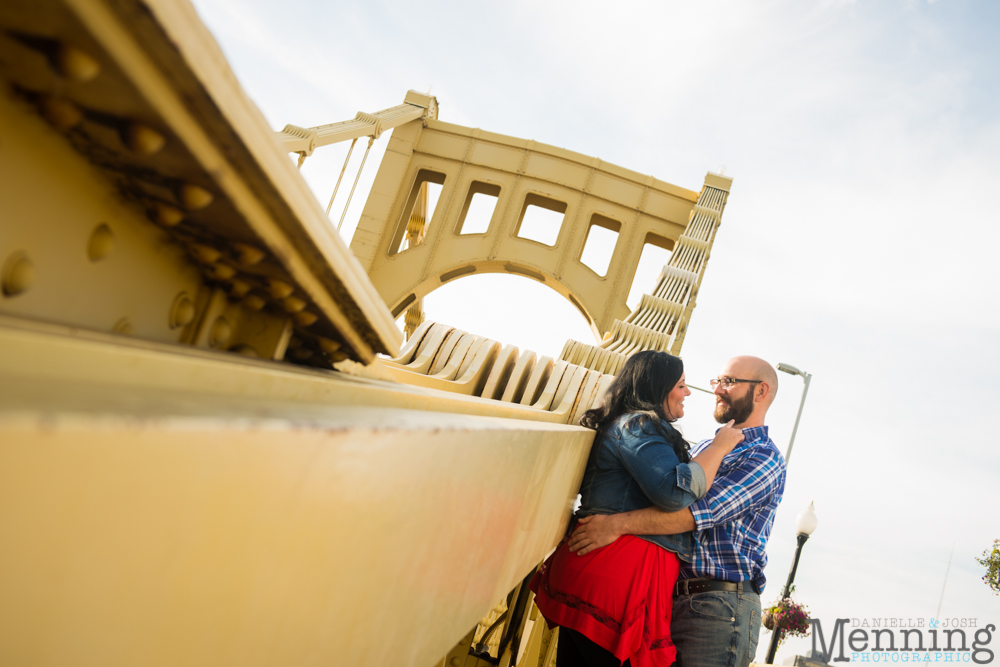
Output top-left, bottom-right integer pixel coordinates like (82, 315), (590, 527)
(568, 356), (787, 667)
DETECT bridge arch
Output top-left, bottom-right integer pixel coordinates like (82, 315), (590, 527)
(417, 272), (598, 359)
(350, 116), (726, 339)
(390, 258), (604, 341)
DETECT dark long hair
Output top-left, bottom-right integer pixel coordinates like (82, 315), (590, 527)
(580, 350), (691, 463)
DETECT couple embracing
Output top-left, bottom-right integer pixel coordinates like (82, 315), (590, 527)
(530, 351), (787, 667)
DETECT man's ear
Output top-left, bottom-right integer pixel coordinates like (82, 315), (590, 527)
(756, 382), (770, 403)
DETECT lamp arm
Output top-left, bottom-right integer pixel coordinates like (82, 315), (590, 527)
(783, 373), (811, 465)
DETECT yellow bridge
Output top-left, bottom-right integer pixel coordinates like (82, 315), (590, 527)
(0, 0), (731, 665)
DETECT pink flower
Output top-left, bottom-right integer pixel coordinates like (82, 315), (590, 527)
(764, 598), (811, 647)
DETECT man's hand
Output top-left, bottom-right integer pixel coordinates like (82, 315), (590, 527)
(568, 514), (625, 556)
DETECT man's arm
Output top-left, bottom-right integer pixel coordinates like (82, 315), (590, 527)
(688, 447), (784, 530)
(568, 446), (785, 556)
(567, 507), (695, 556)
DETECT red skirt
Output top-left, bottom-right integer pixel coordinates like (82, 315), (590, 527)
(530, 535), (680, 667)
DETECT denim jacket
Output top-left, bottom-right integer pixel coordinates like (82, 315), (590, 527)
(577, 413), (708, 561)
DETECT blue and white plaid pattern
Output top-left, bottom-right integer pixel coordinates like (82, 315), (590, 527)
(680, 426), (786, 592)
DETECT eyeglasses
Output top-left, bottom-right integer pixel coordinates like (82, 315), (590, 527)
(709, 377), (762, 390)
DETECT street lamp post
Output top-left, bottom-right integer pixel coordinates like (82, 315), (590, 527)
(764, 502), (819, 664)
(777, 363), (812, 466)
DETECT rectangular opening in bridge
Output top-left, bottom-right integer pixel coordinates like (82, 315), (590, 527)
(389, 169), (446, 256)
(579, 214), (621, 277)
(516, 194), (567, 246)
(457, 182), (501, 235)
(626, 232), (675, 311)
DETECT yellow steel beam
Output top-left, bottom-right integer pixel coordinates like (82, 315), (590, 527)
(0, 403), (590, 667)
(0, 316), (591, 424)
(0, 318), (593, 667)
(276, 90), (438, 156)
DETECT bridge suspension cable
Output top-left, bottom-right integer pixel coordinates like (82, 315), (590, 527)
(336, 138), (374, 233)
(325, 138), (356, 215)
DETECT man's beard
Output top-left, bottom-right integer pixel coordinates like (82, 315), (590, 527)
(714, 389), (755, 424)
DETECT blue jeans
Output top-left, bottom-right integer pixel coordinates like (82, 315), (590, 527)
(671, 585), (761, 667)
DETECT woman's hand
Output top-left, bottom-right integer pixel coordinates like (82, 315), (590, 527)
(711, 419), (744, 454)
(692, 420), (744, 490)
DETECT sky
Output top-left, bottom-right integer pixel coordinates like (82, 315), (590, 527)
(188, 0), (1000, 662)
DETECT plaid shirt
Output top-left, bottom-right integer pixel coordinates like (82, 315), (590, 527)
(680, 426), (786, 592)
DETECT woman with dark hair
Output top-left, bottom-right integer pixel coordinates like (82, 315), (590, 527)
(529, 350), (744, 667)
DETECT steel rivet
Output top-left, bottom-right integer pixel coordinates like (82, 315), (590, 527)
(178, 184), (214, 211)
(233, 243), (266, 267)
(112, 317), (135, 336)
(209, 263), (237, 281)
(169, 293), (196, 329)
(40, 97), (83, 131)
(228, 279), (251, 298)
(189, 243), (221, 264)
(294, 310), (318, 326)
(2, 252), (34, 297)
(209, 316), (232, 347)
(317, 337), (342, 354)
(153, 202), (184, 227)
(55, 45), (101, 82)
(242, 294), (266, 311)
(267, 279), (294, 299)
(87, 223), (114, 262)
(282, 296), (307, 313)
(125, 123), (166, 155)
